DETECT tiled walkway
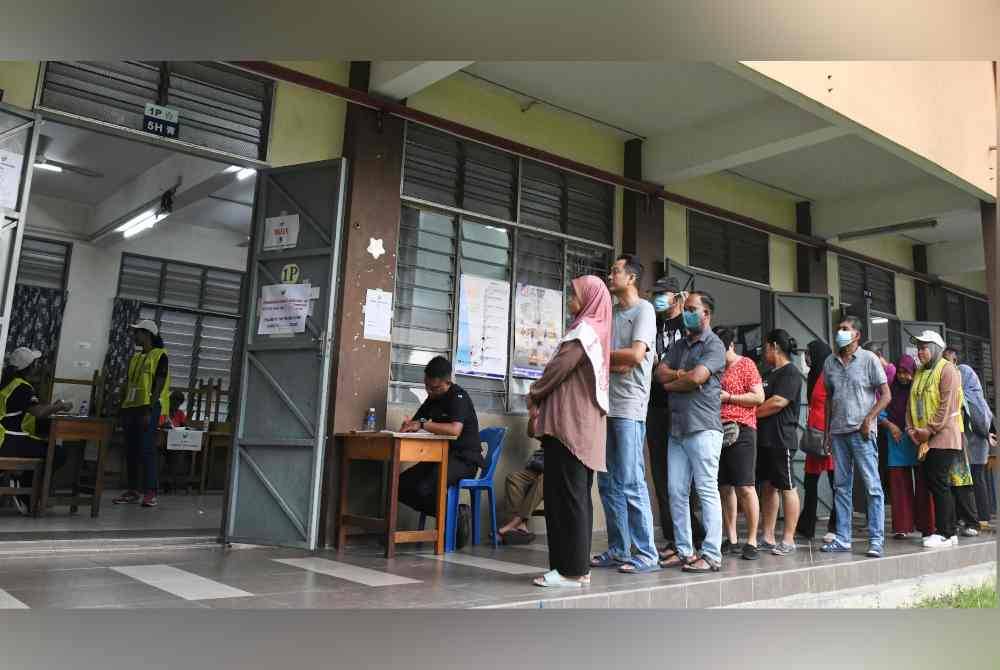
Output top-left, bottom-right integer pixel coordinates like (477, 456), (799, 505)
(0, 528), (992, 609)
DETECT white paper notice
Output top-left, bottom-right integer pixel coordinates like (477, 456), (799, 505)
(258, 283), (311, 335)
(455, 275), (510, 379)
(263, 214), (301, 251)
(0, 150), (24, 211)
(363, 289), (393, 342)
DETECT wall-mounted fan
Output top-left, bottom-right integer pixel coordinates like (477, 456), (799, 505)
(35, 135), (105, 178)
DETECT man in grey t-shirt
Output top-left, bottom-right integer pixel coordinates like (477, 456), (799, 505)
(591, 255), (660, 574)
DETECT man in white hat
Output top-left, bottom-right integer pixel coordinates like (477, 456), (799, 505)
(0, 347), (72, 514)
(113, 319), (170, 507)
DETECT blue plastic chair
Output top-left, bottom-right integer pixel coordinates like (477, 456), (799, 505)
(419, 426), (508, 551)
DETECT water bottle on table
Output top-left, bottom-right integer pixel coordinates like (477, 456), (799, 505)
(78, 399), (89, 417)
(364, 407), (377, 432)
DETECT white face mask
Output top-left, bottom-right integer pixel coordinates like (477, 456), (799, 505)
(835, 329), (855, 350)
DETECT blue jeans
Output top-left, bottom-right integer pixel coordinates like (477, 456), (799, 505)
(831, 432), (885, 548)
(668, 430), (724, 564)
(597, 418), (658, 567)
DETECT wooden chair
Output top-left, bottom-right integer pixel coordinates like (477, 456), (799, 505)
(0, 457), (44, 515)
(201, 378), (233, 494)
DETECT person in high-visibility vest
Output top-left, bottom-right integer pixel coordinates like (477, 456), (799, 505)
(0, 347), (73, 515)
(113, 319), (170, 508)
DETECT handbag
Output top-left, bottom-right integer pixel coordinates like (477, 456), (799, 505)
(800, 427), (828, 457)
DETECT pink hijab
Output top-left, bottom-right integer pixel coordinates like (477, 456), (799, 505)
(564, 275), (612, 413)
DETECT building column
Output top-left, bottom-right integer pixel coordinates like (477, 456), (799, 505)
(621, 138), (664, 291)
(320, 62), (406, 546)
(795, 201), (828, 295)
(984, 200), (998, 415)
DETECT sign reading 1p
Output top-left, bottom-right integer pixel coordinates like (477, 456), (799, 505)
(143, 103), (180, 139)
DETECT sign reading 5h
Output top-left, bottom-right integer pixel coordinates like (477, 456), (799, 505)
(143, 103), (180, 139)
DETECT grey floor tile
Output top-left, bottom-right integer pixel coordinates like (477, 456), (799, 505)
(9, 581), (181, 609)
(810, 566), (837, 593)
(608, 589), (651, 608)
(720, 576), (754, 606)
(753, 572), (783, 601)
(685, 580), (722, 608)
(779, 569), (811, 597)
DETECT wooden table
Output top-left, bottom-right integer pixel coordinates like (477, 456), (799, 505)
(37, 416), (113, 518)
(335, 431), (454, 558)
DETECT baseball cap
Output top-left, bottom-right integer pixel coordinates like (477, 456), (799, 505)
(651, 276), (681, 294)
(910, 330), (946, 350)
(7, 347), (41, 371)
(130, 319), (159, 337)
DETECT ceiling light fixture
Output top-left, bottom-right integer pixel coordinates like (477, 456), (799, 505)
(871, 317), (889, 325)
(34, 162), (63, 173)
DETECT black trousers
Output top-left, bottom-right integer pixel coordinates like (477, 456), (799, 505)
(398, 457), (478, 517)
(923, 449), (958, 539)
(953, 485), (980, 526)
(797, 470), (837, 538)
(647, 408), (704, 547)
(542, 436), (594, 578)
(122, 404), (159, 493)
(2, 434), (66, 488)
(970, 464), (993, 523)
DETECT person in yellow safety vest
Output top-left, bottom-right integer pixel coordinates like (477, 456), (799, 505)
(113, 319), (170, 508)
(907, 330), (965, 550)
(0, 347), (73, 515)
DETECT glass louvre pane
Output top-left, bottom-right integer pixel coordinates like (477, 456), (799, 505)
(17, 237), (71, 290)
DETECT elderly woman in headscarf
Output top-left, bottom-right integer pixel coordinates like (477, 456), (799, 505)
(879, 355), (934, 539)
(959, 363), (994, 529)
(907, 331), (965, 549)
(527, 275), (611, 588)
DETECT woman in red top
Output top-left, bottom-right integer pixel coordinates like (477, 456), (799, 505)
(796, 340), (837, 542)
(714, 327), (765, 561)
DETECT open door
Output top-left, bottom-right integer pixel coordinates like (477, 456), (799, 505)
(226, 159), (348, 550)
(0, 103), (41, 365)
(899, 320), (947, 360)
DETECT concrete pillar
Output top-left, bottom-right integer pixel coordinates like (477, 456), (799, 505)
(621, 138), (664, 291)
(796, 201), (828, 295)
(320, 62), (406, 546)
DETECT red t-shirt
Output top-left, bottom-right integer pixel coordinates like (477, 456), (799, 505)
(807, 372), (827, 431)
(159, 409), (187, 427)
(720, 356), (762, 429)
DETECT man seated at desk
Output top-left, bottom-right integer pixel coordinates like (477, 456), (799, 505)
(398, 356), (483, 547)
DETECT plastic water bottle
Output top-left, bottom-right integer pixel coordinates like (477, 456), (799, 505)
(364, 408), (377, 432)
(78, 399), (89, 417)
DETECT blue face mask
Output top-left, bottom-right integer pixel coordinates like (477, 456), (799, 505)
(682, 309), (701, 331)
(652, 294), (672, 313)
(835, 329), (855, 350)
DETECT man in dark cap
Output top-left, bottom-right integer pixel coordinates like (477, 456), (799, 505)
(647, 275), (705, 555)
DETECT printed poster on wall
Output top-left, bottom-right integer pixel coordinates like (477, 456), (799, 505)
(0, 150), (24, 211)
(258, 283), (311, 335)
(512, 284), (563, 379)
(455, 274), (510, 379)
(263, 214), (301, 251)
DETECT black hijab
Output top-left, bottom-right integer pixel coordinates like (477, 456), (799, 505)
(806, 339), (832, 399)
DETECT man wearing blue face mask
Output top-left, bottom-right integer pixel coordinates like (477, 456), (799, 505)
(647, 275), (705, 556)
(821, 316), (891, 558)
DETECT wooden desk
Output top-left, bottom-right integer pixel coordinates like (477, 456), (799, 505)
(37, 416), (113, 518)
(334, 431), (454, 558)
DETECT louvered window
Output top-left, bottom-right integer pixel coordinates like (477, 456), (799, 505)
(838, 257), (896, 316)
(16, 237), (70, 290)
(688, 210), (769, 285)
(944, 290), (993, 405)
(39, 61), (272, 160)
(119, 254), (243, 408)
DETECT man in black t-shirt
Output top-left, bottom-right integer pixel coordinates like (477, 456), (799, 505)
(647, 275), (705, 553)
(398, 357), (482, 521)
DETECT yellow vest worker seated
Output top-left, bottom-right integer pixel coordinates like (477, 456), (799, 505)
(113, 319), (170, 508)
(0, 347), (73, 515)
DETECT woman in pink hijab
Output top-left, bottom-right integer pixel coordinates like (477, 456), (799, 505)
(528, 275), (611, 588)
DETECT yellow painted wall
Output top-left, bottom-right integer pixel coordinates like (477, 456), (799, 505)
(941, 271), (988, 294)
(663, 172), (799, 292)
(742, 61), (997, 199)
(0, 62), (40, 110)
(267, 61), (349, 167)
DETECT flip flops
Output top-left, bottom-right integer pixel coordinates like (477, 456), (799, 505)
(618, 561), (662, 575)
(590, 552), (624, 568)
(533, 569), (587, 588)
(658, 549), (693, 569)
(501, 528), (536, 545)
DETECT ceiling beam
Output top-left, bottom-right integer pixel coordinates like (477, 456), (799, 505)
(644, 98), (849, 184)
(369, 61), (473, 100)
(927, 239), (985, 274)
(812, 177), (978, 239)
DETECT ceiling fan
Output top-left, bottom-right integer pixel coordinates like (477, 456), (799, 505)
(34, 135), (105, 178)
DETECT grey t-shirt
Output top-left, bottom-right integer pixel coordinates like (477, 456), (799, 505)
(823, 348), (887, 436)
(664, 328), (728, 436)
(609, 299), (657, 420)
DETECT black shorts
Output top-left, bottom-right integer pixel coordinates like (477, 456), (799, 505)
(756, 445), (795, 490)
(718, 425), (756, 487)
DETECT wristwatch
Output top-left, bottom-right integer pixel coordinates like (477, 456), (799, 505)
(419, 419), (426, 430)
